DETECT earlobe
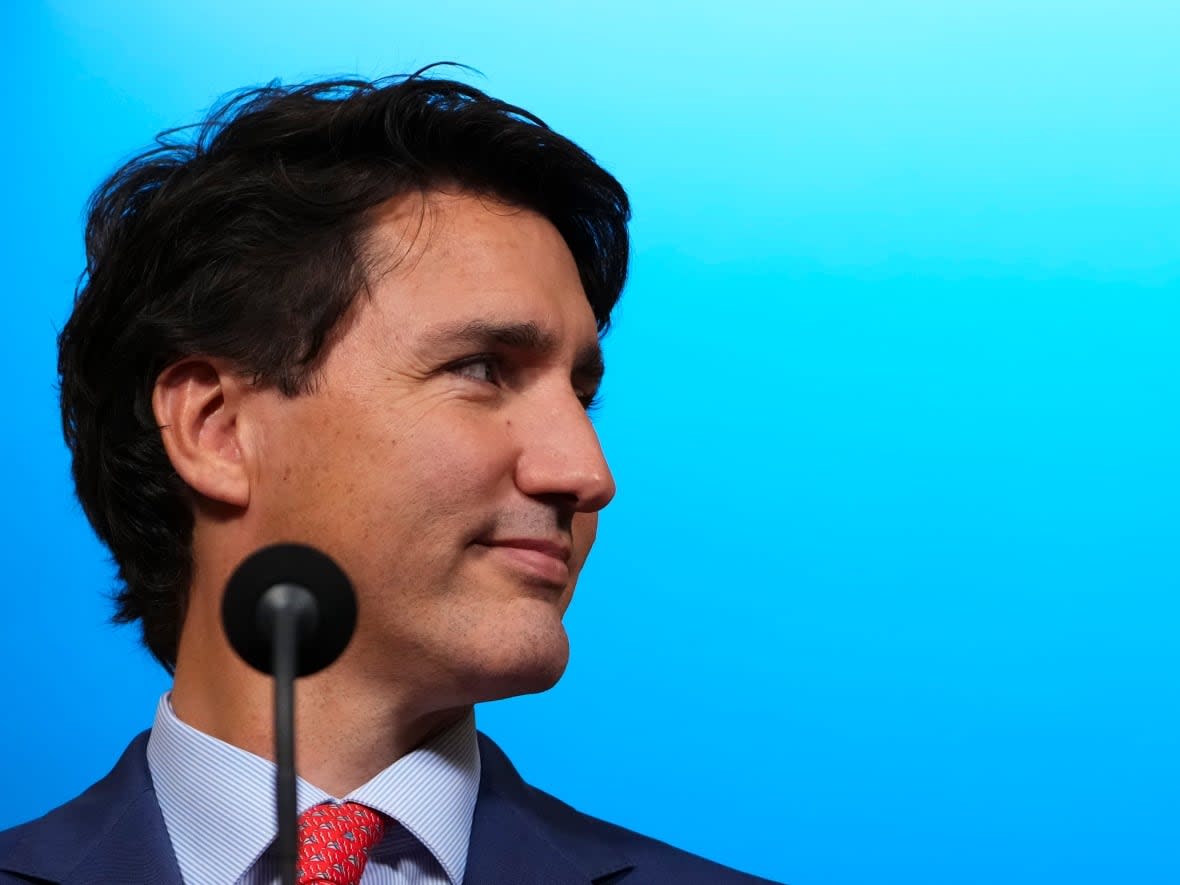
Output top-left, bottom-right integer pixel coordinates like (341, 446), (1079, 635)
(152, 359), (252, 509)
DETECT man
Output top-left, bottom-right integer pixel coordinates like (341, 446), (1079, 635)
(0, 72), (779, 884)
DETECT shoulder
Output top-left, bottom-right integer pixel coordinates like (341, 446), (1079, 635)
(475, 732), (783, 884)
(0, 731), (171, 883)
(0, 824), (29, 883)
(527, 785), (779, 884)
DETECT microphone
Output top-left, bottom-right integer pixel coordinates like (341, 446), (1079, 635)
(222, 543), (357, 885)
(222, 542), (356, 676)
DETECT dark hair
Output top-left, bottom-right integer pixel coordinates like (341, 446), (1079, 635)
(58, 69), (631, 672)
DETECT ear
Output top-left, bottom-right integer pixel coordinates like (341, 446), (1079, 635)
(153, 358), (252, 509)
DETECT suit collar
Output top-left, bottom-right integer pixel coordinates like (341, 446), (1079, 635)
(3, 730), (634, 885)
(0, 731), (182, 885)
(465, 733), (634, 885)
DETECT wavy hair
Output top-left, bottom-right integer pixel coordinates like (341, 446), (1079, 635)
(58, 69), (630, 670)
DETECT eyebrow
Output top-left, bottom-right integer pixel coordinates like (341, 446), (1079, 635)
(423, 319), (605, 384)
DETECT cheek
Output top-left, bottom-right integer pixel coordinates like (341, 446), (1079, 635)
(376, 413), (516, 527)
(408, 405), (514, 475)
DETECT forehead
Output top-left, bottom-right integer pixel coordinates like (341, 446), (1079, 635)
(359, 190), (598, 348)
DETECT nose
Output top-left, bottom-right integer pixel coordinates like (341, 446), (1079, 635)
(513, 388), (616, 514)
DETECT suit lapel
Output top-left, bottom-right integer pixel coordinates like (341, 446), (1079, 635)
(464, 783), (594, 885)
(1, 732), (182, 885)
(6, 729), (637, 885)
(465, 734), (634, 885)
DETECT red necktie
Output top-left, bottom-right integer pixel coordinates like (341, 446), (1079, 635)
(296, 802), (387, 885)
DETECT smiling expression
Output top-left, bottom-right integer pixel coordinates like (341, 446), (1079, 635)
(241, 190), (616, 708)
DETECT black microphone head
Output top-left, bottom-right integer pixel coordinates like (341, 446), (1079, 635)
(222, 543), (357, 678)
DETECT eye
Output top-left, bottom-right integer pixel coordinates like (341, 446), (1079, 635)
(579, 389), (602, 413)
(448, 356), (501, 385)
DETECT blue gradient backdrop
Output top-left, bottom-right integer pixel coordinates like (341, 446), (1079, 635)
(2, 3), (1177, 883)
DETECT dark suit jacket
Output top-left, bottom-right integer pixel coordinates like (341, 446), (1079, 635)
(0, 731), (781, 884)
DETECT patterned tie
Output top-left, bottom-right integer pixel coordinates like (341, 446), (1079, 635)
(296, 802), (387, 885)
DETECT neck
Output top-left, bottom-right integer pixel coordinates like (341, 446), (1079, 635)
(171, 591), (469, 797)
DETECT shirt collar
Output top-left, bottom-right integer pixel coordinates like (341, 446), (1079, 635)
(345, 707), (480, 885)
(147, 693), (480, 885)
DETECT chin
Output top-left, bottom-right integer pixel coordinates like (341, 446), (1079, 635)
(467, 621), (571, 703)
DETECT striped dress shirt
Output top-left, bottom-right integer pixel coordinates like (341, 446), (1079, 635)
(146, 694), (480, 885)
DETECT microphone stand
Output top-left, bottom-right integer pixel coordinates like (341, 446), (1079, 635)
(259, 583), (318, 885)
(222, 543), (357, 885)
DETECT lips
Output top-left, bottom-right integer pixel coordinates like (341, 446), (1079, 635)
(486, 537), (571, 561)
(479, 537), (571, 587)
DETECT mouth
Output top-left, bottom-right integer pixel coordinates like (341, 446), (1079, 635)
(476, 537), (572, 588)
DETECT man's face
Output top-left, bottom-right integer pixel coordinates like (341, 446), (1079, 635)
(243, 191), (614, 708)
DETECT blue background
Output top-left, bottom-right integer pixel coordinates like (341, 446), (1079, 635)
(2, 2), (1177, 883)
